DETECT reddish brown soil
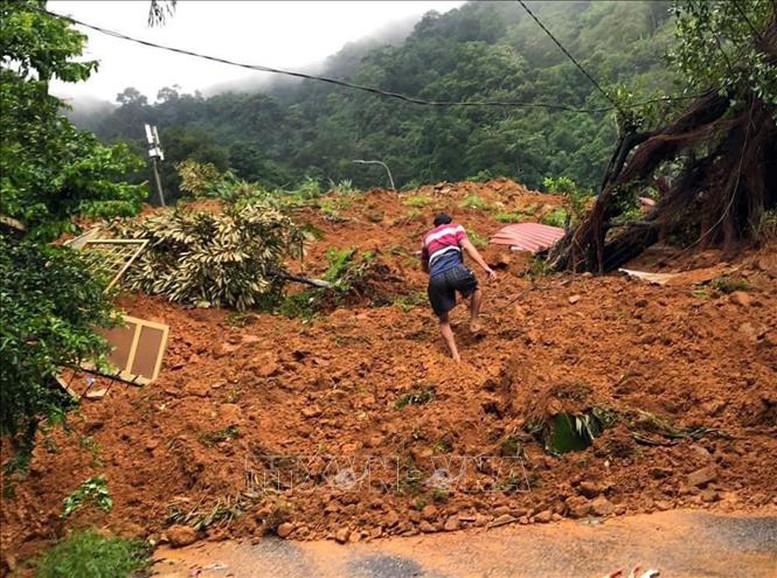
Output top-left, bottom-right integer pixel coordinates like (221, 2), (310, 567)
(2, 179), (776, 564)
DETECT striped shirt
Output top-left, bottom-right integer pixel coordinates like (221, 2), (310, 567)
(421, 223), (468, 277)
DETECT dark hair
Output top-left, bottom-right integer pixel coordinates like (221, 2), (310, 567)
(433, 212), (452, 227)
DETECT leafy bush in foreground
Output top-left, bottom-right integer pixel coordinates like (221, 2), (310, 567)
(35, 529), (150, 578)
(0, 236), (114, 457)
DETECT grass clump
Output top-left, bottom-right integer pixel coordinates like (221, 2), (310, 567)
(198, 425), (242, 447)
(540, 208), (568, 228)
(494, 212), (526, 224)
(34, 529), (150, 578)
(710, 275), (750, 294)
(402, 195), (432, 208)
(458, 194), (488, 210)
(395, 385), (436, 409)
(467, 230), (489, 248)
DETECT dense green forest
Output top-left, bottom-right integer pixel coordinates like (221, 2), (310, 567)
(73, 0), (681, 202)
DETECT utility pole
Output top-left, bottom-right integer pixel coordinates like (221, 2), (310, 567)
(144, 123), (166, 207)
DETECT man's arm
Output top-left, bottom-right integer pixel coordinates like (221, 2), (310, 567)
(419, 246), (429, 273)
(460, 237), (496, 281)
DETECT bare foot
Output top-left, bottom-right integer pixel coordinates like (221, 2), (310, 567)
(469, 319), (483, 335)
(452, 354), (461, 363)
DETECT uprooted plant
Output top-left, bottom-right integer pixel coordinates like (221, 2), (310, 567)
(281, 248), (401, 318)
(114, 200), (305, 311)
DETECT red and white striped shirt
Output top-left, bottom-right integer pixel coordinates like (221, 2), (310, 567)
(421, 223), (468, 277)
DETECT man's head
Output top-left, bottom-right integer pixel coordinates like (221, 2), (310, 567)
(433, 212), (453, 227)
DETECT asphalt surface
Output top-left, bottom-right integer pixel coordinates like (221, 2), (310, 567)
(154, 510), (777, 578)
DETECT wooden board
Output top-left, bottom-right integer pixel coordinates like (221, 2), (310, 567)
(96, 315), (169, 385)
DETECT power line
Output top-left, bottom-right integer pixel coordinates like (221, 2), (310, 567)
(39, 6), (701, 116)
(515, 0), (626, 116)
(40, 7), (596, 113)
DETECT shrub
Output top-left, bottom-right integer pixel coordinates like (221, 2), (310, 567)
(402, 195), (432, 208)
(458, 195), (488, 210)
(540, 209), (568, 228)
(34, 529), (149, 578)
(0, 236), (115, 460)
(61, 476), (113, 519)
(542, 176), (593, 228)
(115, 202), (305, 311)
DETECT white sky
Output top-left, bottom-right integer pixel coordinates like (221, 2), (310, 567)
(48, 1), (465, 103)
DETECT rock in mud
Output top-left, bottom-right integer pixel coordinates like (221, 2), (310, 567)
(534, 510), (553, 523)
(167, 525), (198, 548)
(335, 527), (350, 544)
(276, 522), (294, 538)
(421, 505), (438, 520)
(688, 465), (717, 487)
(444, 515), (461, 531)
(729, 291), (752, 307)
(301, 405), (322, 418)
(565, 496), (591, 519)
(590, 496), (615, 517)
(419, 521), (436, 533)
(491, 514), (517, 528)
(577, 481), (602, 498)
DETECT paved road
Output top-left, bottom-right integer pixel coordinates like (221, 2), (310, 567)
(154, 510), (777, 578)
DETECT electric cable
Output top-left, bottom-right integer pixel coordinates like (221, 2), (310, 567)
(515, 0), (626, 116)
(39, 6), (702, 115)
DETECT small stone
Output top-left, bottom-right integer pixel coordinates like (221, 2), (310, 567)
(335, 528), (350, 544)
(384, 510), (400, 528)
(276, 523), (294, 539)
(492, 505), (511, 516)
(187, 383), (210, 398)
(689, 444), (712, 462)
(490, 514), (517, 528)
(729, 291), (752, 307)
(577, 481), (602, 498)
(648, 467), (672, 479)
(473, 513), (489, 527)
(443, 515), (460, 532)
(700, 488), (720, 503)
(419, 521), (436, 533)
(565, 496), (591, 519)
(568, 295), (581, 304)
(369, 527), (383, 539)
(421, 505), (438, 521)
(259, 361), (280, 378)
(534, 510), (553, 523)
(688, 465), (717, 487)
(301, 405), (322, 418)
(590, 496), (614, 517)
(635, 298), (649, 308)
(655, 500), (673, 511)
(167, 525), (197, 548)
(551, 513), (563, 522)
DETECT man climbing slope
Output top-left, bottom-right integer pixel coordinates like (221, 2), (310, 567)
(420, 212), (496, 362)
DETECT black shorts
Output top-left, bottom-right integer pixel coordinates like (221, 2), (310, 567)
(427, 265), (479, 317)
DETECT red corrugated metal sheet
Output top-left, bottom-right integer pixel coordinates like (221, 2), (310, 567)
(490, 223), (565, 254)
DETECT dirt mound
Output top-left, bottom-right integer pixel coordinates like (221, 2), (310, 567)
(2, 179), (775, 562)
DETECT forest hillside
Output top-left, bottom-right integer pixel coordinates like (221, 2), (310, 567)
(73, 0), (679, 201)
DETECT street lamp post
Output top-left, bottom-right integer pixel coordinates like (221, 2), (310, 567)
(352, 159), (396, 191)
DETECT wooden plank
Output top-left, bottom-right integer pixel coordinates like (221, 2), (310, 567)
(90, 315), (169, 385)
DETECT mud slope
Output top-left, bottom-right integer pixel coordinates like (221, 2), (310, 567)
(2, 179), (775, 563)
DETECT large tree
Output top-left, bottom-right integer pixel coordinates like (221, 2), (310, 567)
(0, 0), (143, 457)
(549, 0), (777, 272)
(0, 0), (145, 240)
